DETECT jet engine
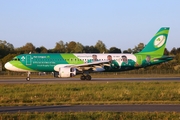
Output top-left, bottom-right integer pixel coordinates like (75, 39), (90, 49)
(54, 67), (76, 78)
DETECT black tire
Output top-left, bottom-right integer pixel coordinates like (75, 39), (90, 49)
(80, 75), (86, 80)
(86, 75), (91, 80)
(26, 77), (30, 81)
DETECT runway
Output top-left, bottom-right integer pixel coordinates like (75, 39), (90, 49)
(0, 77), (180, 84)
(0, 105), (180, 113)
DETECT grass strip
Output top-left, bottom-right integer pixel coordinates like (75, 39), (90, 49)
(0, 112), (180, 120)
(0, 82), (180, 106)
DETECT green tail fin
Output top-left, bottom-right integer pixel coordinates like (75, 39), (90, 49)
(138, 27), (170, 56)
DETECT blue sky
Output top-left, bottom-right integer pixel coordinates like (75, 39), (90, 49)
(0, 0), (179, 51)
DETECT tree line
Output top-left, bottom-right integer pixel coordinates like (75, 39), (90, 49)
(0, 40), (180, 71)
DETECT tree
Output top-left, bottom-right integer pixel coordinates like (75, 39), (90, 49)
(94, 40), (107, 53)
(109, 47), (121, 53)
(123, 48), (132, 53)
(35, 47), (41, 53)
(176, 47), (180, 54)
(36, 46), (47, 53)
(23, 43), (36, 53)
(0, 40), (14, 59)
(66, 41), (76, 53)
(74, 42), (84, 53)
(123, 50), (129, 53)
(170, 47), (177, 55)
(53, 40), (66, 53)
(164, 48), (169, 55)
(16, 43), (36, 54)
(0, 60), (2, 71)
(83, 45), (99, 53)
(127, 48), (133, 53)
(40, 46), (48, 53)
(132, 43), (144, 53)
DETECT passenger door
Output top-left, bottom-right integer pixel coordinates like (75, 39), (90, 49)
(26, 55), (32, 65)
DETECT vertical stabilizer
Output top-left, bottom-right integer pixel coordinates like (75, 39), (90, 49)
(138, 27), (170, 56)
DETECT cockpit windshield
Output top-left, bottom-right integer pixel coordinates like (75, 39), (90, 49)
(11, 58), (20, 61)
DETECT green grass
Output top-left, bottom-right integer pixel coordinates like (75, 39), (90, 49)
(0, 112), (180, 120)
(0, 82), (180, 106)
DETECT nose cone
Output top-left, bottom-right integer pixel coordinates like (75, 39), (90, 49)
(4, 62), (28, 72)
(5, 62), (12, 70)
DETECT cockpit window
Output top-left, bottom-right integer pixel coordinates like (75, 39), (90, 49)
(11, 58), (20, 61)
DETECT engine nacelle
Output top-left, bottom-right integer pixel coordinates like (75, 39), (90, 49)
(58, 67), (76, 78)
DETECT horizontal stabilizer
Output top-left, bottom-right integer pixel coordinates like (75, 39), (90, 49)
(153, 56), (174, 61)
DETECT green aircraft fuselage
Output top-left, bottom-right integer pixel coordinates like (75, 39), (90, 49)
(4, 27), (173, 79)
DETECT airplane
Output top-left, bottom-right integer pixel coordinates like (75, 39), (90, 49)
(4, 27), (173, 81)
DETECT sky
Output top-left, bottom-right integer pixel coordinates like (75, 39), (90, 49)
(0, 0), (179, 51)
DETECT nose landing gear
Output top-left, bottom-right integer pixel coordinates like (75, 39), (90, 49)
(26, 72), (31, 81)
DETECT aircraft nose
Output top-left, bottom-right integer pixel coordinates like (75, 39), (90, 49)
(4, 62), (12, 70)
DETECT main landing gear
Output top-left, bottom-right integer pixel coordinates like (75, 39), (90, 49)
(80, 74), (92, 80)
(26, 72), (31, 81)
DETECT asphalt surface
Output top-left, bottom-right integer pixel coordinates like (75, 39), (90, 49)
(0, 77), (180, 84)
(0, 105), (180, 113)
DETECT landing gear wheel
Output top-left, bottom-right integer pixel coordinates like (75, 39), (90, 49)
(80, 75), (86, 80)
(26, 71), (31, 81)
(26, 77), (30, 81)
(86, 75), (91, 80)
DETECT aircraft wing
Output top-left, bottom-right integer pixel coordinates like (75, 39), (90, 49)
(64, 60), (110, 71)
(70, 60), (109, 67)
